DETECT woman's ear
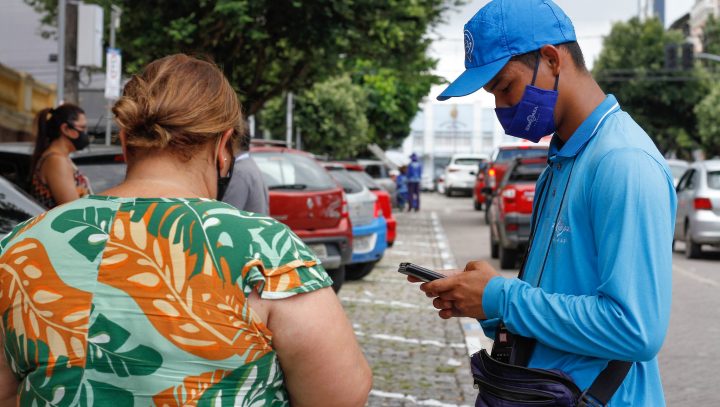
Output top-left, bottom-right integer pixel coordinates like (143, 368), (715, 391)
(119, 130), (129, 162)
(59, 122), (74, 138)
(216, 128), (235, 173)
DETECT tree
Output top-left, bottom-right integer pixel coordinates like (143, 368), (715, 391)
(694, 82), (720, 158)
(25, 0), (454, 121)
(263, 76), (370, 158)
(593, 17), (709, 158)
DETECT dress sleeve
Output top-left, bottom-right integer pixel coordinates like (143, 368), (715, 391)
(238, 217), (333, 299)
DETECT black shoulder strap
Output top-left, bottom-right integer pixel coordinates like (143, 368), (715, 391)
(580, 360), (632, 406)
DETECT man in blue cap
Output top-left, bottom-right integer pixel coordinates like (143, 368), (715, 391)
(416, 0), (676, 405)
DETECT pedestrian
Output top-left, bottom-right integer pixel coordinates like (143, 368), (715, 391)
(0, 54), (371, 406)
(407, 153), (422, 211)
(29, 103), (93, 208)
(222, 132), (270, 214)
(412, 1), (676, 406)
(396, 165), (409, 210)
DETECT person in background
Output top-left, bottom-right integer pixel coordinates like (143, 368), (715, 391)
(29, 103), (92, 208)
(395, 165), (409, 210)
(222, 133), (270, 214)
(0, 54), (371, 406)
(407, 153), (422, 211)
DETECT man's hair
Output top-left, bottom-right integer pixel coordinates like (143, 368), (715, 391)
(510, 41), (587, 72)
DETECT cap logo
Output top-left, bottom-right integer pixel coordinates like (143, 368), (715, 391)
(464, 29), (474, 61)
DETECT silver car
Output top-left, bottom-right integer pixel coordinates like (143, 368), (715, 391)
(674, 160), (720, 258)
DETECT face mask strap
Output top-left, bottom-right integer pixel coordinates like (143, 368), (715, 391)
(531, 52), (560, 91)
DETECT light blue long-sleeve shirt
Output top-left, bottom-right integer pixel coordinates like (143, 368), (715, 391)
(481, 95), (676, 406)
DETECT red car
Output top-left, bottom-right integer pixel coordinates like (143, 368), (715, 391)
(475, 139), (550, 219)
(251, 144), (352, 292)
(488, 157), (547, 270)
(337, 163), (396, 248)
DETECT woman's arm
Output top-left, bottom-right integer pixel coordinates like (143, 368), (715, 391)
(43, 154), (81, 205)
(252, 287), (372, 407)
(0, 335), (19, 406)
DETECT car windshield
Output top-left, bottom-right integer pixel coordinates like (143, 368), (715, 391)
(454, 158), (483, 166)
(0, 178), (44, 234)
(495, 148), (548, 163)
(253, 152), (336, 191)
(76, 163), (127, 192)
(346, 171), (382, 190)
(328, 170), (365, 194)
(668, 164), (688, 180)
(708, 171), (720, 190)
(508, 162), (546, 182)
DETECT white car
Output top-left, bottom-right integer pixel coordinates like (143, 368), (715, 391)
(442, 154), (489, 197)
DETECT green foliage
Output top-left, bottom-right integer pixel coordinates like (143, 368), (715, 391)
(694, 81), (720, 157)
(593, 17), (709, 157)
(25, 0), (455, 154)
(702, 15), (720, 56)
(263, 76), (370, 157)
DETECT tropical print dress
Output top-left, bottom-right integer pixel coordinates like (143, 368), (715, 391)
(0, 195), (333, 406)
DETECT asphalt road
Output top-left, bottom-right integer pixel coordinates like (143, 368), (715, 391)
(421, 192), (720, 406)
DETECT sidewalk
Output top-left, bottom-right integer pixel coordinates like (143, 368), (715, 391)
(339, 209), (492, 407)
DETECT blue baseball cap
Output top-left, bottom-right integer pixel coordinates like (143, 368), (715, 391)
(437, 0), (576, 101)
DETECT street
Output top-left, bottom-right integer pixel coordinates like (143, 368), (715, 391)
(341, 192), (720, 407)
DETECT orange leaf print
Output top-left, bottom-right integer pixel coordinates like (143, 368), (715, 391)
(98, 208), (272, 361)
(152, 369), (229, 406)
(0, 238), (92, 373)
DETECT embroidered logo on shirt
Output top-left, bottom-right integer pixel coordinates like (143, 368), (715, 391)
(553, 218), (571, 244)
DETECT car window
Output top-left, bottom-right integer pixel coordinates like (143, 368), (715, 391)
(495, 148), (548, 162)
(676, 170), (692, 191)
(328, 170), (365, 194)
(454, 158), (483, 166)
(253, 152), (336, 191)
(507, 162), (545, 182)
(707, 171), (720, 190)
(668, 164), (688, 181)
(364, 164), (387, 179)
(687, 170), (698, 190)
(347, 170), (381, 191)
(0, 179), (44, 235)
(76, 163), (127, 193)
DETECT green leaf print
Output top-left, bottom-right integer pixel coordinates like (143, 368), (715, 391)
(197, 353), (287, 407)
(75, 379), (134, 407)
(86, 313), (163, 377)
(51, 206), (115, 262)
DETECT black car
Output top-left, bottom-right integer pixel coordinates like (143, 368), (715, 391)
(0, 175), (45, 235)
(0, 142), (126, 196)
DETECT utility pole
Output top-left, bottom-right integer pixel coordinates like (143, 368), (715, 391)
(286, 92), (293, 147)
(64, 0), (79, 104)
(105, 5), (121, 145)
(56, 0), (66, 105)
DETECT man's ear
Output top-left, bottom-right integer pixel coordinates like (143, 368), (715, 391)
(539, 45), (562, 76)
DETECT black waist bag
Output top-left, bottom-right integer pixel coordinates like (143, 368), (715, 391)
(471, 349), (581, 407)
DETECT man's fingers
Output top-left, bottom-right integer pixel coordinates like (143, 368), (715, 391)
(406, 275), (423, 283)
(432, 297), (453, 310)
(420, 275), (457, 296)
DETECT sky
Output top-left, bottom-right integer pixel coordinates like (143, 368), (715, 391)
(428, 0), (696, 101)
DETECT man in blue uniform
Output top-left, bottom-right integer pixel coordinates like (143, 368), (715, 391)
(416, 1), (676, 405)
(407, 153), (423, 211)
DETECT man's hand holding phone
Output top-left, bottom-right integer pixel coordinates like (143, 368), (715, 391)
(405, 261), (502, 320)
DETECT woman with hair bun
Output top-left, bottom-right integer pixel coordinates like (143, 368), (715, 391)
(0, 54), (371, 406)
(29, 103), (92, 208)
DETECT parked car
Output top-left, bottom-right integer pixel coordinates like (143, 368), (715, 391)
(441, 154), (488, 197)
(472, 161), (490, 210)
(0, 142), (126, 194)
(342, 165), (397, 248)
(666, 158), (689, 188)
(357, 159), (397, 205)
(0, 175), (45, 235)
(488, 157), (547, 269)
(252, 145), (352, 292)
(324, 165), (387, 281)
(674, 160), (720, 258)
(478, 140), (550, 222)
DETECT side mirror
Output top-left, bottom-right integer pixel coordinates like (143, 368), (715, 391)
(470, 171), (477, 176)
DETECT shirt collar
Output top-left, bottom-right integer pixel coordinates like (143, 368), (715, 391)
(549, 95), (620, 159)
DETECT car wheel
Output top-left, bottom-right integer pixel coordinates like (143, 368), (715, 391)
(685, 224), (702, 259)
(326, 266), (346, 293)
(346, 261), (377, 281)
(474, 199), (482, 211)
(490, 229), (499, 259)
(499, 246), (517, 270)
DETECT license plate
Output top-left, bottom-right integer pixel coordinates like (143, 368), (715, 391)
(353, 235), (374, 253)
(308, 244), (328, 259)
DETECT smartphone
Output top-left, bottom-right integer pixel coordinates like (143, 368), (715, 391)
(398, 262), (446, 282)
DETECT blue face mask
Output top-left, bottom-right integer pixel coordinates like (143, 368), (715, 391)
(495, 56), (559, 143)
